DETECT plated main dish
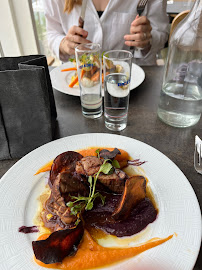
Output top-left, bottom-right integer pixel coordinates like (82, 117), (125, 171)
(22, 147), (173, 270)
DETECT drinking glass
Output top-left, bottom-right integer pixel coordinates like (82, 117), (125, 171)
(75, 43), (102, 119)
(103, 50), (133, 131)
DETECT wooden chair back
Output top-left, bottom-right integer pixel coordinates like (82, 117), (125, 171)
(169, 10), (190, 39)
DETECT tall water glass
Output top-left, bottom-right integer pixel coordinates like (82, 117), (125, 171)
(75, 43), (102, 119)
(103, 50), (133, 131)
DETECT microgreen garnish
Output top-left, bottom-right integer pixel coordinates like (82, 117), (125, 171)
(66, 159), (114, 225)
(112, 159), (120, 169)
(95, 148), (100, 158)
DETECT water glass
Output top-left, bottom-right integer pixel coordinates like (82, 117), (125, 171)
(75, 43), (102, 119)
(103, 50), (133, 131)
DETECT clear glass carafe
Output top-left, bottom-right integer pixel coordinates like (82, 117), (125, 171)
(157, 0), (202, 127)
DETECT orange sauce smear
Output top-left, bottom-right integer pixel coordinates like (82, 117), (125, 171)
(34, 147), (129, 175)
(35, 230), (173, 270)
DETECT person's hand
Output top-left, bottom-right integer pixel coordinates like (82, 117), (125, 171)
(60, 25), (91, 56)
(124, 16), (152, 49)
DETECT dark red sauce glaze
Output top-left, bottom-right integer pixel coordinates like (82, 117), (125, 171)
(83, 193), (157, 237)
(18, 226), (39, 234)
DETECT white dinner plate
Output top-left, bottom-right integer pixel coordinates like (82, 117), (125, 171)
(0, 133), (201, 270)
(50, 62), (145, 96)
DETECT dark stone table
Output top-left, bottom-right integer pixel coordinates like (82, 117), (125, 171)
(0, 66), (201, 269)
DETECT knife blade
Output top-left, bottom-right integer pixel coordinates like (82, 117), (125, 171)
(78, 0), (88, 29)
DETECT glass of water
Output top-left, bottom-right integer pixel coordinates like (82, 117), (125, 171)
(103, 50), (133, 131)
(75, 43), (102, 119)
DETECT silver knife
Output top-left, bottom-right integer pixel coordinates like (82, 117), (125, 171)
(78, 0), (88, 29)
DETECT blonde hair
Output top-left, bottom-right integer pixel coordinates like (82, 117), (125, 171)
(64, 0), (82, 13)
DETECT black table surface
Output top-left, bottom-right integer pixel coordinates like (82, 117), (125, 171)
(0, 66), (201, 269)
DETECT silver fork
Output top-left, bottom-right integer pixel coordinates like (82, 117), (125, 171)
(130, 0), (149, 50)
(137, 0), (148, 16)
(194, 143), (202, 174)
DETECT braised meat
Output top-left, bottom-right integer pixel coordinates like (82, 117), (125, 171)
(50, 151), (83, 185)
(98, 169), (127, 194)
(46, 171), (89, 227)
(76, 156), (102, 176)
(76, 156), (127, 193)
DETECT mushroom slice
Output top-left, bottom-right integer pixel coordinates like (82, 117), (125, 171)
(112, 175), (146, 220)
(99, 148), (121, 160)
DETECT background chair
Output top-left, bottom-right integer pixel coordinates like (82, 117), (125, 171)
(157, 10), (190, 65)
(47, 56), (55, 66)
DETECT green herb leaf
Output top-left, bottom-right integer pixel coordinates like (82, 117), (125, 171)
(100, 162), (112, 174)
(70, 207), (78, 216)
(94, 192), (106, 205)
(88, 176), (93, 187)
(75, 219), (80, 226)
(107, 168), (114, 175)
(112, 159), (120, 169)
(100, 194), (106, 205)
(70, 195), (88, 201)
(95, 148), (100, 158)
(85, 201), (94, 211)
(66, 201), (74, 208)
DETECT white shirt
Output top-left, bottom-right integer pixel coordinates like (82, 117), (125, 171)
(43, 0), (169, 65)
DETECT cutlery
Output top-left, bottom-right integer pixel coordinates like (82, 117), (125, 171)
(194, 135), (202, 174)
(137, 0), (148, 16)
(0, 41), (4, 57)
(130, 0), (149, 50)
(78, 0), (88, 29)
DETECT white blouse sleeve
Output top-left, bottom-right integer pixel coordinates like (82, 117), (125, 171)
(134, 0), (169, 65)
(42, 0), (69, 61)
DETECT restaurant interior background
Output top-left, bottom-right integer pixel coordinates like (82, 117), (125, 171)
(0, 0), (195, 66)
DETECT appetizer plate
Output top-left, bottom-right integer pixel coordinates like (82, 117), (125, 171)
(0, 133), (201, 270)
(50, 62), (145, 96)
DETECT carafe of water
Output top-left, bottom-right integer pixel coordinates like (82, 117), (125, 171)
(157, 0), (202, 127)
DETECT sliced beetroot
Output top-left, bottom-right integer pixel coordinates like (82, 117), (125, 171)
(99, 148), (121, 160)
(18, 226), (39, 234)
(50, 151), (83, 185)
(32, 223), (84, 264)
(112, 175), (146, 220)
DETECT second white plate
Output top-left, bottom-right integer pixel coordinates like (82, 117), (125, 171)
(50, 62), (145, 96)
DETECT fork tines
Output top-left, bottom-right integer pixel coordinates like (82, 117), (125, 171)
(137, 0), (148, 8)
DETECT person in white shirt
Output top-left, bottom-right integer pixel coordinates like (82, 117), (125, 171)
(43, 0), (169, 65)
